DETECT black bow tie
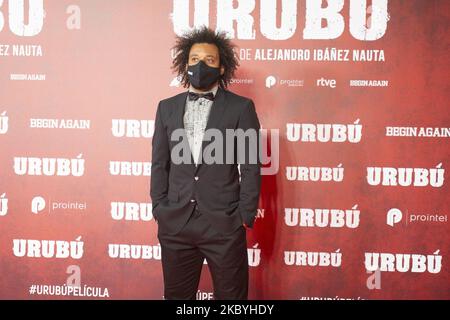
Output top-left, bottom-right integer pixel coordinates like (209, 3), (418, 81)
(188, 91), (215, 101)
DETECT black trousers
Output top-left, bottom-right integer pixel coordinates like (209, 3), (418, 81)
(157, 204), (248, 300)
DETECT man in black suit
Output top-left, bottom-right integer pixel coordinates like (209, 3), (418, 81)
(150, 26), (261, 300)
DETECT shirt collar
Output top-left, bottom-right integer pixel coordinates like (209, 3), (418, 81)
(188, 83), (219, 97)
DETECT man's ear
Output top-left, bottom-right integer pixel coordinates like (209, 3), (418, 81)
(220, 65), (225, 75)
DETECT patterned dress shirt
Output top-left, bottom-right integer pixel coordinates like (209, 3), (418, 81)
(183, 84), (219, 166)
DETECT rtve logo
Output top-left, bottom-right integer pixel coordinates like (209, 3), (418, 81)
(0, 0), (44, 36)
(316, 77), (337, 88)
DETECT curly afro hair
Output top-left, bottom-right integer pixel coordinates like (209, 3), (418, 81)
(171, 26), (240, 89)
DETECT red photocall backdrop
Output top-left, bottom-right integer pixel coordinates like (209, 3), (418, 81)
(0, 0), (448, 299)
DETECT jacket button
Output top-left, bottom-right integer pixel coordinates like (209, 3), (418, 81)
(190, 199), (196, 203)
(194, 176), (199, 181)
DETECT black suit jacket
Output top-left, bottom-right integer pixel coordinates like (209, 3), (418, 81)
(150, 86), (261, 236)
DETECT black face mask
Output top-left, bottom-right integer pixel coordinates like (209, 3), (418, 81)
(187, 60), (221, 90)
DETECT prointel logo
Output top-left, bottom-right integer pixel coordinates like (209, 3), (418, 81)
(31, 196), (87, 215)
(386, 208), (402, 227)
(31, 196), (46, 214)
(265, 75), (276, 88)
(265, 75), (304, 88)
(387, 207), (447, 227)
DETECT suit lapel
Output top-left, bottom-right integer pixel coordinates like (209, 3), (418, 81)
(197, 87), (226, 172)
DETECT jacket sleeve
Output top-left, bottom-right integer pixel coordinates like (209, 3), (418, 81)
(237, 99), (262, 228)
(150, 101), (170, 211)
